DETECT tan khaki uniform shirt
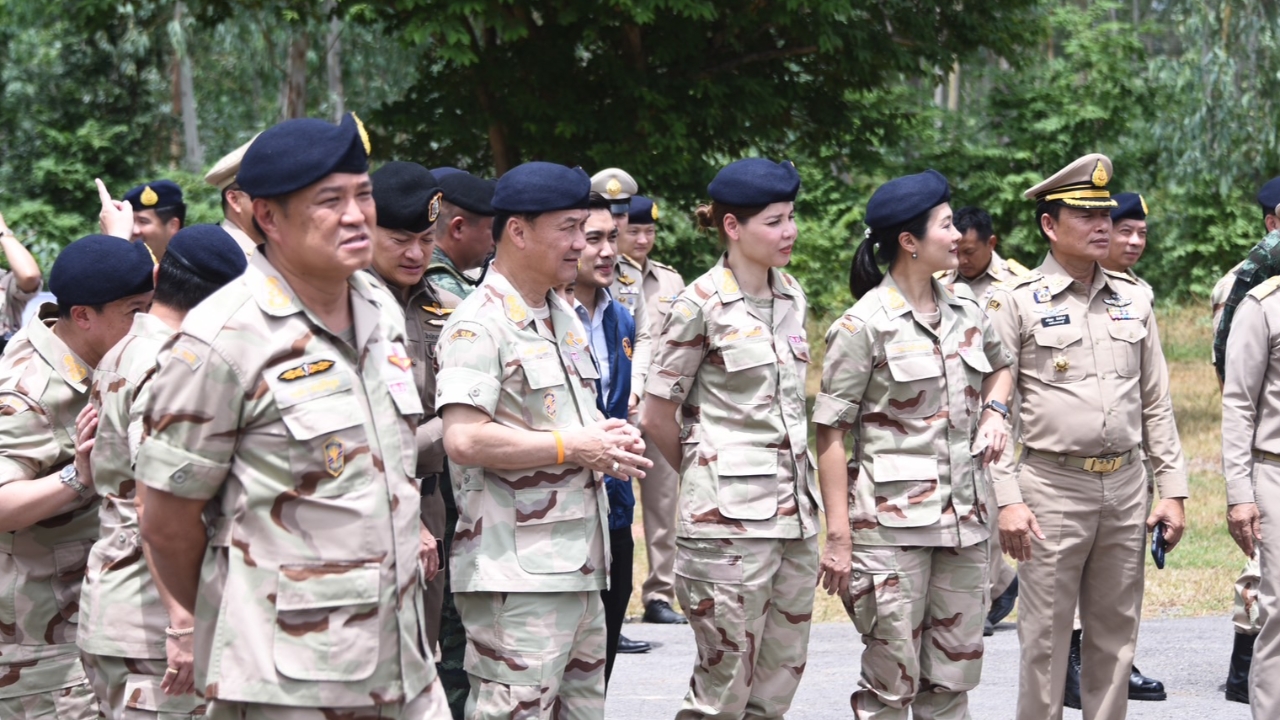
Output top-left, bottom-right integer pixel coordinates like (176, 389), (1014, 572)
(1222, 277), (1280, 505)
(936, 250), (1030, 305)
(986, 253), (1188, 506)
(220, 219), (257, 259)
(814, 276), (1011, 548)
(611, 257), (653, 398)
(0, 315), (97, 699)
(435, 267), (610, 593)
(645, 256), (822, 539)
(79, 313), (174, 661)
(135, 250), (434, 707)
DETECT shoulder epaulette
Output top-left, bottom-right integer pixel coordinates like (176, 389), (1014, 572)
(650, 259), (678, 273)
(1005, 258), (1034, 277)
(182, 281), (251, 344)
(932, 269), (952, 280)
(1101, 267), (1139, 284)
(950, 282), (978, 303)
(994, 273), (1039, 291)
(1248, 274), (1280, 300)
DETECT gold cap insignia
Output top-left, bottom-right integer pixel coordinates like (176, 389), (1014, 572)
(651, 203), (660, 221)
(1092, 160), (1109, 187)
(323, 437), (345, 477)
(428, 192), (442, 223)
(140, 185), (159, 207)
(1140, 194), (1149, 215)
(606, 178), (623, 197)
(278, 359), (335, 382)
(352, 112), (372, 155)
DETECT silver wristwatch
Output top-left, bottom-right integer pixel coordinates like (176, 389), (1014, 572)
(59, 463), (91, 498)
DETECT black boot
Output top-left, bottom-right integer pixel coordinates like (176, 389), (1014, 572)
(1064, 629), (1083, 710)
(987, 577), (1018, 636)
(1129, 666), (1166, 701)
(1226, 632), (1256, 704)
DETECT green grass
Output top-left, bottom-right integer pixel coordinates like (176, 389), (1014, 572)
(626, 302), (1246, 622)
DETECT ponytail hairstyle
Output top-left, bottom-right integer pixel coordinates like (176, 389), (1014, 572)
(848, 209), (934, 299)
(695, 201), (767, 245)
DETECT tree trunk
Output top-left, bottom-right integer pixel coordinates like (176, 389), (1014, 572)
(281, 31), (309, 119)
(325, 0), (344, 122)
(947, 61), (960, 112)
(175, 3), (203, 172)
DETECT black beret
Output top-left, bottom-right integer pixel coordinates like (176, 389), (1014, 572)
(438, 172), (496, 217)
(865, 169), (951, 230)
(124, 180), (184, 211)
(1258, 176), (1280, 212)
(164, 224), (248, 285)
(707, 158), (800, 207)
(50, 234), (155, 308)
(431, 166), (465, 178)
(491, 162), (591, 214)
(371, 162), (442, 233)
(237, 113), (370, 199)
(628, 195), (659, 225)
(1110, 192), (1147, 222)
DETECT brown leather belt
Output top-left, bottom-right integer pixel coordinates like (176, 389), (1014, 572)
(1253, 449), (1280, 464)
(1024, 446), (1139, 474)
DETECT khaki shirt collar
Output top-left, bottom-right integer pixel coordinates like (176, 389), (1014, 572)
(1036, 252), (1120, 301)
(27, 313), (90, 392)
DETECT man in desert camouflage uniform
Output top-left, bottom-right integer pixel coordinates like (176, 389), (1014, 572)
(988, 154), (1187, 720)
(437, 161), (651, 719)
(79, 225), (246, 719)
(136, 114), (447, 718)
(367, 160), (458, 651)
(0, 233), (156, 719)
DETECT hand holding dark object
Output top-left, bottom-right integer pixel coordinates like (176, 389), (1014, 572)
(1150, 521), (1167, 570)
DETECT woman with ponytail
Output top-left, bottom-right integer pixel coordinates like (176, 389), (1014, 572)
(641, 158), (821, 719)
(814, 170), (1014, 717)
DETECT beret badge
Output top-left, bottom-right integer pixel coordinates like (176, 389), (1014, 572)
(1140, 194), (1149, 215)
(651, 203), (660, 221)
(428, 192), (442, 223)
(140, 185), (159, 207)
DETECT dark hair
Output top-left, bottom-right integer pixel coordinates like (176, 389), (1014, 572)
(56, 302), (105, 319)
(151, 203), (187, 229)
(694, 201), (767, 244)
(954, 206), (994, 241)
(436, 198), (480, 232)
(848, 209), (933, 299)
(587, 191), (613, 211)
(491, 211), (544, 243)
(152, 251), (230, 312)
(1034, 201), (1064, 243)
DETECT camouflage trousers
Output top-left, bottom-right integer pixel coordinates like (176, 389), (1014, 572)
(673, 535), (818, 720)
(204, 678), (449, 719)
(845, 542), (988, 719)
(81, 652), (205, 719)
(0, 680), (97, 719)
(1234, 554), (1262, 635)
(454, 590), (606, 720)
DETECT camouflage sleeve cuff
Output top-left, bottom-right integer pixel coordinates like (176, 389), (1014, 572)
(644, 365), (691, 402)
(435, 367), (502, 418)
(135, 437), (229, 500)
(1227, 478), (1256, 505)
(812, 393), (859, 431)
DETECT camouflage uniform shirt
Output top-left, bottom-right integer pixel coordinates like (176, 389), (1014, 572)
(645, 256), (822, 539)
(78, 313), (174, 660)
(1215, 229), (1280, 382)
(135, 250), (435, 707)
(0, 314), (97, 699)
(813, 275), (1011, 548)
(435, 266), (610, 593)
(425, 246), (479, 302)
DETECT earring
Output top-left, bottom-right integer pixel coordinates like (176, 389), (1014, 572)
(911, 252), (918, 259)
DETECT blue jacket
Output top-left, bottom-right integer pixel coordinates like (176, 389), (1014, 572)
(591, 297), (636, 530)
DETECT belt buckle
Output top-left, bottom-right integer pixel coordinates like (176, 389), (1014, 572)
(1084, 455), (1120, 473)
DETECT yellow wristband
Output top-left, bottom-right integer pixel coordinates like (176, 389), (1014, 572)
(552, 431), (565, 464)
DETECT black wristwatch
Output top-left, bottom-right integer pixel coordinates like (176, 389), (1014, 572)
(982, 400), (1010, 419)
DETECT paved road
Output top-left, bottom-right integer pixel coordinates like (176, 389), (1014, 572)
(606, 615), (1251, 719)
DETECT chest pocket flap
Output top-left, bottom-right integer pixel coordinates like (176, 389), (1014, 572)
(1032, 325), (1083, 349)
(721, 339), (776, 372)
(958, 346), (993, 373)
(267, 363), (360, 439)
(1107, 322), (1148, 343)
(886, 340), (942, 382)
(715, 447), (779, 521)
(523, 359), (567, 390)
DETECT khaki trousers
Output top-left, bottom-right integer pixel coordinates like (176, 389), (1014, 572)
(420, 489), (447, 652)
(206, 679), (448, 719)
(1014, 453), (1147, 720)
(639, 436), (680, 606)
(1252, 461), (1280, 719)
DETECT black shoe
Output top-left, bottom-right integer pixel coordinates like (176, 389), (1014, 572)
(1064, 629), (1083, 710)
(1226, 632), (1256, 704)
(1129, 666), (1166, 701)
(987, 576), (1018, 627)
(643, 599), (688, 624)
(616, 635), (652, 654)
(984, 618), (995, 637)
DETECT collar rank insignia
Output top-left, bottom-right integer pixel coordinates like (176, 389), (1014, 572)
(1103, 293), (1131, 307)
(62, 354), (88, 384)
(388, 353), (412, 371)
(278, 359), (335, 382)
(323, 437), (345, 477)
(504, 294), (527, 323)
(1032, 286), (1052, 304)
(617, 274), (637, 286)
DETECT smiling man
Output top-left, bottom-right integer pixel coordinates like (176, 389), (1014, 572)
(1101, 192), (1153, 301)
(135, 114), (448, 719)
(986, 154), (1187, 720)
(123, 180), (185, 261)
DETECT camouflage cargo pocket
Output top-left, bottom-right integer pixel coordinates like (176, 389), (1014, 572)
(513, 488), (587, 574)
(273, 563), (380, 681)
(884, 342), (943, 418)
(843, 570), (903, 639)
(719, 339), (777, 406)
(1107, 322), (1147, 378)
(675, 544), (746, 652)
(714, 448), (779, 521)
(51, 538), (93, 643)
(871, 454), (942, 527)
(122, 673), (205, 718)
